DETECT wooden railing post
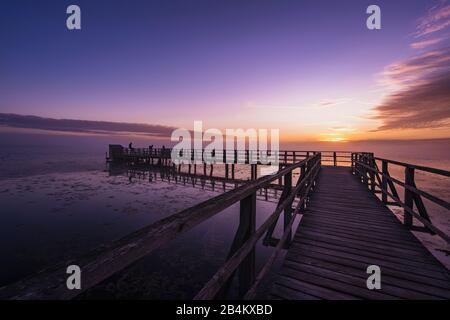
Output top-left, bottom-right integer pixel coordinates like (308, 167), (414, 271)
(404, 167), (415, 227)
(283, 171), (293, 249)
(381, 160), (388, 204)
(298, 163), (306, 211)
(364, 155), (370, 189)
(237, 192), (256, 296)
(278, 164), (283, 186)
(369, 155), (376, 192)
(217, 191), (257, 299)
(251, 164), (257, 180)
(350, 152), (355, 174)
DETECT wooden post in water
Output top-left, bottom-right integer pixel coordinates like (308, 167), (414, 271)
(238, 192), (256, 296)
(404, 167), (415, 227)
(218, 192), (256, 298)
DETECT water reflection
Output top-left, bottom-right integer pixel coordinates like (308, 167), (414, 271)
(1, 164), (286, 299)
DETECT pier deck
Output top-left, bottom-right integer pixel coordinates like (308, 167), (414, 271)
(271, 166), (450, 300)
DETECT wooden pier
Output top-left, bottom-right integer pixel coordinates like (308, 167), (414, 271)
(1, 149), (449, 300)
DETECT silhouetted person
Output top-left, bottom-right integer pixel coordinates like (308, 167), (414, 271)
(129, 142), (133, 150)
(149, 144), (153, 155)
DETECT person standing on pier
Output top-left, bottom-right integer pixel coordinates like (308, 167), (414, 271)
(129, 142), (134, 154)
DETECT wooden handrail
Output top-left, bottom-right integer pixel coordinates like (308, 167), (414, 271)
(374, 157), (450, 177)
(355, 161), (450, 210)
(352, 153), (449, 244)
(243, 163), (319, 300)
(194, 155), (321, 300)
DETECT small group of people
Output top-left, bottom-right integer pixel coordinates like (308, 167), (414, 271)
(128, 142), (168, 156)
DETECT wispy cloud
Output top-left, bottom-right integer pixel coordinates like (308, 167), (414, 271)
(0, 113), (176, 137)
(314, 98), (353, 108)
(416, 1), (450, 37)
(331, 126), (356, 133)
(245, 98), (352, 111)
(410, 36), (445, 49)
(372, 1), (450, 131)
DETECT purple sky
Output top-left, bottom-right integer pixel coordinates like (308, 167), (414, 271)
(1, 0), (449, 141)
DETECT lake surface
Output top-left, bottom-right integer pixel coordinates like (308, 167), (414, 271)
(0, 132), (449, 298)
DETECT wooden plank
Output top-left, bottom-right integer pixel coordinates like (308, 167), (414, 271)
(295, 233), (438, 262)
(275, 275), (359, 300)
(286, 249), (450, 290)
(283, 259), (450, 299)
(290, 240), (446, 274)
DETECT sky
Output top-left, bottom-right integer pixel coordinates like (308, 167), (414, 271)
(0, 0), (449, 142)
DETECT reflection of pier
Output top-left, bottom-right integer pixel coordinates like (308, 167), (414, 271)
(108, 165), (288, 205)
(1, 150), (450, 300)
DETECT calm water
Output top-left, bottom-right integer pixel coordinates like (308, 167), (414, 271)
(0, 132), (449, 298)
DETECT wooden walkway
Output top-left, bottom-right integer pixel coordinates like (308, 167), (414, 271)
(271, 166), (450, 300)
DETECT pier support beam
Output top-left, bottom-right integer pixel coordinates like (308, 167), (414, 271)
(218, 192), (256, 298)
(237, 192), (256, 296)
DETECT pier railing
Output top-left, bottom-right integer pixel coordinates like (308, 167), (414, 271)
(0, 152), (321, 300)
(194, 153), (321, 299)
(352, 152), (450, 244)
(109, 145), (355, 166)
